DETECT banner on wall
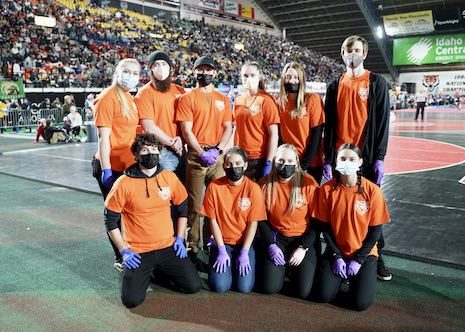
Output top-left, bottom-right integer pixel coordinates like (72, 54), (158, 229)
(393, 34), (465, 65)
(199, 0), (220, 11)
(239, 4), (254, 19)
(383, 10), (434, 36)
(0, 80), (25, 100)
(433, 8), (462, 31)
(224, 0), (239, 15)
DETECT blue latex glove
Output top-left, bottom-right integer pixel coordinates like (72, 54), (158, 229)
(322, 161), (332, 181)
(213, 245), (231, 273)
(236, 248), (251, 276)
(121, 248), (141, 269)
(373, 160), (385, 185)
(347, 260), (362, 276)
(262, 160), (272, 176)
(200, 148), (220, 166)
(332, 258), (347, 279)
(268, 243), (286, 266)
(101, 168), (115, 188)
(173, 236), (187, 259)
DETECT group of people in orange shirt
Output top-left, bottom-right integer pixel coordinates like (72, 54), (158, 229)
(91, 35), (391, 311)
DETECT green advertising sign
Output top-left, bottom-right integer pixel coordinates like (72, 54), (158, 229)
(393, 34), (465, 65)
(0, 80), (25, 100)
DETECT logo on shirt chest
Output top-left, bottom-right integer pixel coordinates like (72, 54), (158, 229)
(238, 198), (251, 211)
(355, 200), (370, 216)
(296, 109), (307, 119)
(249, 104), (261, 116)
(158, 187), (171, 201)
(295, 193), (307, 208)
(358, 87), (369, 101)
(215, 100), (225, 112)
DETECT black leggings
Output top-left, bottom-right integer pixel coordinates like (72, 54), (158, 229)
(92, 158), (123, 259)
(314, 254), (377, 311)
(246, 157), (266, 182)
(258, 234), (317, 299)
(121, 247), (201, 308)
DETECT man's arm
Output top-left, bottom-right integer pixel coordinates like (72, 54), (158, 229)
(140, 119), (182, 155)
(180, 121), (203, 155)
(373, 75), (390, 161)
(217, 121), (233, 152)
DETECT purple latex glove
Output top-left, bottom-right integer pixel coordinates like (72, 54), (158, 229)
(322, 161), (332, 181)
(373, 160), (384, 185)
(121, 248), (141, 269)
(268, 244), (286, 266)
(173, 236), (187, 259)
(101, 168), (115, 188)
(347, 260), (362, 276)
(236, 248), (251, 276)
(262, 160), (272, 176)
(200, 148), (221, 166)
(332, 258), (347, 279)
(213, 245), (230, 273)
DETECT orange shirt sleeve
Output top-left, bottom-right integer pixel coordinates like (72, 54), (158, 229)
(262, 92), (280, 128)
(307, 93), (324, 129)
(105, 176), (128, 213)
(175, 92), (193, 123)
(134, 83), (154, 121)
(94, 87), (117, 128)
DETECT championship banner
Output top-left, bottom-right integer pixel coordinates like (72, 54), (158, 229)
(224, 0), (239, 15)
(239, 4), (254, 19)
(383, 10), (434, 36)
(0, 80), (25, 100)
(199, 0), (220, 11)
(393, 34), (465, 65)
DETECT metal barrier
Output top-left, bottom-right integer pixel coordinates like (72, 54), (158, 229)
(0, 108), (65, 129)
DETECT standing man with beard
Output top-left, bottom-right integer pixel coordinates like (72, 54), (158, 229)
(176, 56), (233, 268)
(135, 50), (185, 178)
(323, 35), (391, 281)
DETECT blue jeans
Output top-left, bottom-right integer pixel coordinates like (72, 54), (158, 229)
(159, 147), (179, 172)
(208, 244), (255, 293)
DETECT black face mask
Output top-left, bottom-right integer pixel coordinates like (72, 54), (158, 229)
(276, 163), (296, 179)
(196, 74), (213, 86)
(284, 83), (300, 93)
(225, 166), (244, 181)
(140, 153), (159, 169)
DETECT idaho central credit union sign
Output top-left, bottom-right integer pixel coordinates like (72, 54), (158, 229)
(393, 33), (465, 65)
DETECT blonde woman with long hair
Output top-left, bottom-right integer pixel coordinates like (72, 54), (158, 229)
(92, 58), (141, 271)
(257, 144), (320, 299)
(278, 62), (324, 183)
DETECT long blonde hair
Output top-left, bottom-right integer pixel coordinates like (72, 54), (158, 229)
(260, 144), (305, 213)
(278, 62), (307, 119)
(112, 58), (141, 120)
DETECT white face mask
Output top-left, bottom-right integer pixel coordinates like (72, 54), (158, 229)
(335, 160), (360, 176)
(118, 73), (139, 90)
(152, 66), (170, 81)
(244, 76), (260, 91)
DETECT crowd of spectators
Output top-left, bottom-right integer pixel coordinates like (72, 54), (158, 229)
(0, 0), (345, 89)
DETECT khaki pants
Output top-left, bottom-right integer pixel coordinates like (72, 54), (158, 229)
(186, 149), (224, 253)
(50, 132), (66, 144)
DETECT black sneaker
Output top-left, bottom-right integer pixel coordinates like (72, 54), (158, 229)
(377, 255), (392, 281)
(113, 257), (124, 272)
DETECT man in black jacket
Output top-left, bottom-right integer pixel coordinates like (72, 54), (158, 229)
(323, 35), (391, 281)
(44, 119), (70, 144)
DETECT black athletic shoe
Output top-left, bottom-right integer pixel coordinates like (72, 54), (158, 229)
(377, 255), (392, 281)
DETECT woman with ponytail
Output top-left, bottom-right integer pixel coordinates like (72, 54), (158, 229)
(278, 62), (324, 183)
(233, 62), (280, 182)
(257, 144), (319, 299)
(92, 58), (141, 271)
(314, 143), (391, 311)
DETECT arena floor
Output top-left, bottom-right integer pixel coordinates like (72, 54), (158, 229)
(0, 106), (464, 331)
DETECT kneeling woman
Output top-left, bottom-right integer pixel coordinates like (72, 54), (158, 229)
(258, 143), (319, 299)
(315, 143), (391, 311)
(200, 147), (267, 293)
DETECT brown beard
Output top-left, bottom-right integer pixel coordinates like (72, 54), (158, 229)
(152, 76), (171, 92)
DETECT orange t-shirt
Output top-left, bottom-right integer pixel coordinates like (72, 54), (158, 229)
(233, 90), (280, 159)
(200, 176), (267, 245)
(105, 169), (188, 254)
(135, 82), (185, 138)
(176, 88), (232, 147)
(262, 174), (319, 237)
(336, 70), (371, 152)
(316, 177), (390, 258)
(94, 87), (139, 172)
(280, 93), (325, 166)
